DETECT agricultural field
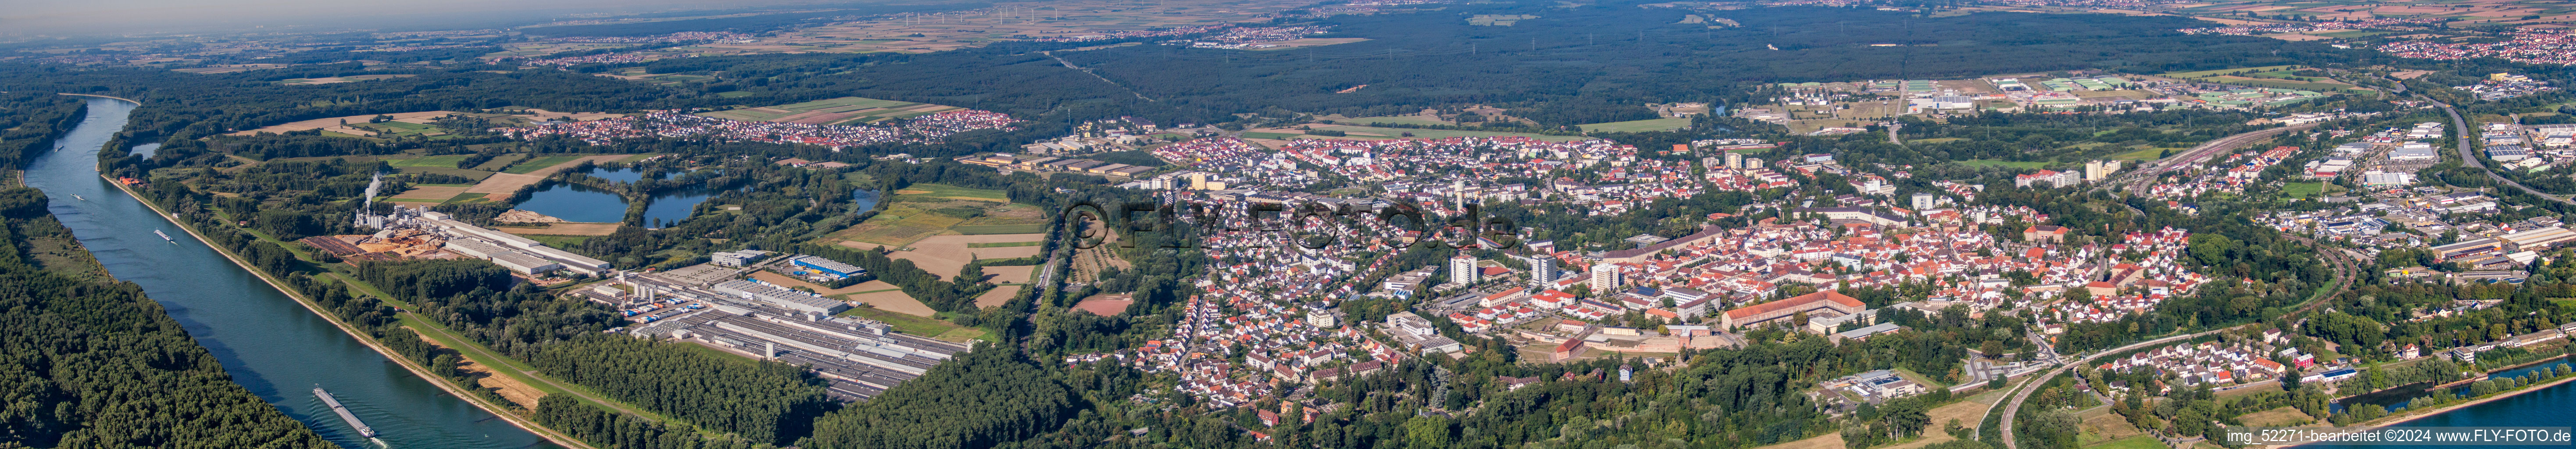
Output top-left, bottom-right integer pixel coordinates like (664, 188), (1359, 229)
(1342, 115), (1452, 126)
(893, 183), (1011, 202)
(1578, 117), (1693, 132)
(829, 184), (1034, 246)
(385, 154), (475, 168)
(503, 155), (588, 174)
(225, 110), (503, 140)
(694, 96), (963, 125)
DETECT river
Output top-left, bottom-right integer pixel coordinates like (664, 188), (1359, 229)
(29, 97), (553, 449)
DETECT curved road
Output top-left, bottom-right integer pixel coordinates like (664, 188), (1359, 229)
(2433, 102), (2574, 205)
(1998, 329), (2225, 449)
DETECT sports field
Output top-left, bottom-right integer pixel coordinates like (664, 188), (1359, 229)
(1579, 117), (1692, 132)
(695, 96), (963, 126)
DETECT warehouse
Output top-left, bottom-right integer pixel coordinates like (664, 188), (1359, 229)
(2496, 226), (2576, 251)
(2432, 238), (2505, 261)
(490, 253), (563, 274)
(714, 278), (850, 314)
(791, 255), (866, 278)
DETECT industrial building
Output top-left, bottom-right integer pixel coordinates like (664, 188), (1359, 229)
(714, 278), (850, 314)
(609, 270), (970, 401)
(790, 255), (865, 278)
(712, 250), (771, 267)
(359, 206), (615, 276)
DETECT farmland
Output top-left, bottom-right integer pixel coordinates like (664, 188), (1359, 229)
(694, 96), (963, 125)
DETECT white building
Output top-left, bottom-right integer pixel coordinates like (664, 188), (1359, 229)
(1590, 263), (1623, 293)
(1450, 255), (1479, 285)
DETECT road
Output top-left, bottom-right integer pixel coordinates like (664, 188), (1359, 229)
(2432, 102), (2575, 205)
(1998, 329), (2225, 449)
(2108, 124), (2317, 194)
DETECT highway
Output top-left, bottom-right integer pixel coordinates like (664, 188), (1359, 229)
(2109, 123), (2317, 194)
(2432, 101), (2575, 205)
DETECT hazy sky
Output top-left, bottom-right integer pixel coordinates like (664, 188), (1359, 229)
(2, 0), (798, 37)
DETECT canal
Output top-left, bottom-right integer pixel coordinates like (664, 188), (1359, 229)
(29, 97), (552, 449)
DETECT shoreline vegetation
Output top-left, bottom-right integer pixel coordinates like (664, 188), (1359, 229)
(2345, 356), (2575, 428)
(105, 174), (601, 449)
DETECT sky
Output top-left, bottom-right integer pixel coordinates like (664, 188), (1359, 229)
(0, 0), (808, 37)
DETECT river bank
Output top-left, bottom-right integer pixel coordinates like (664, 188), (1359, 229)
(2350, 363), (2574, 428)
(106, 174), (599, 449)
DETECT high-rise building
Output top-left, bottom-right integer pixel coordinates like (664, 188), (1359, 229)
(1524, 255), (1558, 288)
(2083, 160), (2122, 182)
(1450, 255), (1479, 285)
(1743, 158), (1765, 170)
(1911, 192), (1937, 211)
(1590, 263), (1623, 293)
(1724, 152), (1745, 171)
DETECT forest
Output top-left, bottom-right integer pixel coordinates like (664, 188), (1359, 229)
(0, 187), (335, 449)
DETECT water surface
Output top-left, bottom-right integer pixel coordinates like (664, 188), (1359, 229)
(29, 97), (552, 449)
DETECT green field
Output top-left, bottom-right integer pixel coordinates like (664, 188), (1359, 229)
(695, 96), (962, 125)
(1240, 132), (1304, 140)
(1960, 160), (2053, 169)
(840, 306), (967, 340)
(471, 153), (527, 171)
(2210, 77), (2352, 92)
(393, 166), (497, 181)
(1579, 117), (1692, 132)
(2109, 146), (2170, 160)
(385, 154), (473, 167)
(895, 183), (1009, 202)
(446, 192), (492, 203)
(2283, 182), (2344, 199)
(1346, 115), (1451, 126)
(2083, 436), (2165, 449)
(502, 155), (585, 174)
(2160, 65), (2302, 79)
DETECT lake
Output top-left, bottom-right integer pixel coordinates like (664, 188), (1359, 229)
(515, 167), (717, 228)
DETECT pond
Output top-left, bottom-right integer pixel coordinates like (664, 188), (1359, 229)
(853, 189), (881, 213)
(516, 166), (726, 228)
(583, 166), (676, 183)
(512, 181), (627, 224)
